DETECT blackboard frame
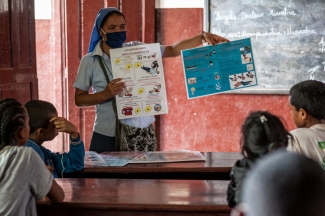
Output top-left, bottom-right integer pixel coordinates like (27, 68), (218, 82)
(203, 0), (325, 94)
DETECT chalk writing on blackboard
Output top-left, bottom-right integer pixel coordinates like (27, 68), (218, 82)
(208, 0), (325, 93)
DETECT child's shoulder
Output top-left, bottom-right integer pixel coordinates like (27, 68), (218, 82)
(291, 124), (325, 135)
(0, 146), (36, 163)
(231, 158), (255, 175)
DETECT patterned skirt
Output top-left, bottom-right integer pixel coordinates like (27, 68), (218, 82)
(119, 123), (157, 151)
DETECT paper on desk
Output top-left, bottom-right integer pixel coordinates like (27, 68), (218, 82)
(130, 150), (206, 163)
(84, 151), (107, 166)
(100, 152), (141, 166)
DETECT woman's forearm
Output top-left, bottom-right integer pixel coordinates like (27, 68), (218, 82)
(162, 32), (229, 58)
(74, 90), (111, 107)
(163, 34), (202, 58)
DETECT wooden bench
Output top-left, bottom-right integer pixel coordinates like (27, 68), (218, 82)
(37, 178), (231, 216)
(64, 152), (241, 180)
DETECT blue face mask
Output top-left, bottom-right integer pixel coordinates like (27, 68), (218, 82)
(101, 29), (126, 48)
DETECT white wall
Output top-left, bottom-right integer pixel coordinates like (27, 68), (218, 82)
(155, 0), (204, 8)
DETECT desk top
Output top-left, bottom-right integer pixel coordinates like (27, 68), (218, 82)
(64, 152), (242, 180)
(37, 178), (230, 216)
(84, 152), (242, 173)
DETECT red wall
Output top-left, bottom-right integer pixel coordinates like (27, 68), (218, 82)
(156, 8), (296, 152)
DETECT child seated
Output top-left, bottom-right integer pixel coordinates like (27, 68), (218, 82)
(227, 111), (291, 208)
(0, 98), (64, 215)
(287, 80), (325, 167)
(233, 151), (325, 216)
(25, 100), (85, 178)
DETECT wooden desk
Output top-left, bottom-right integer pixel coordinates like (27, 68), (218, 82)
(65, 152), (242, 180)
(37, 178), (231, 216)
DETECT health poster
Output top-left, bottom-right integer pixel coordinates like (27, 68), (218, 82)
(181, 38), (258, 99)
(110, 43), (168, 119)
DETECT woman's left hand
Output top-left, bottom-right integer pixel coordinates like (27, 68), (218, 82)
(203, 32), (230, 45)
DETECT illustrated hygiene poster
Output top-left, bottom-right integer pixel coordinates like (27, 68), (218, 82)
(181, 38), (258, 99)
(110, 43), (168, 119)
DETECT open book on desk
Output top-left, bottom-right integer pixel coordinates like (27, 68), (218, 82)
(84, 150), (206, 166)
(129, 150), (205, 163)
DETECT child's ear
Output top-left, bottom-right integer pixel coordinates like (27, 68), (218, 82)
(14, 126), (28, 146)
(299, 108), (308, 120)
(36, 128), (45, 137)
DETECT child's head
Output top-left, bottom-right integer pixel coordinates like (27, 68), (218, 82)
(25, 100), (58, 141)
(240, 151), (325, 216)
(240, 111), (290, 159)
(289, 80), (325, 128)
(0, 98), (30, 150)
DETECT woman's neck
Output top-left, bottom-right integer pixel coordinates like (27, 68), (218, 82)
(101, 41), (111, 57)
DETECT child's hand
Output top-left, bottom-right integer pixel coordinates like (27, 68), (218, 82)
(45, 165), (53, 174)
(41, 196), (51, 202)
(50, 117), (79, 139)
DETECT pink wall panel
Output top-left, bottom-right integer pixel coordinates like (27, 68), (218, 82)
(157, 8), (296, 152)
(35, 19), (65, 152)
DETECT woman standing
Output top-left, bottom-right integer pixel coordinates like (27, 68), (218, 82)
(74, 8), (229, 153)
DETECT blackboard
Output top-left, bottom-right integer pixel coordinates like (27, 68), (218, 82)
(205, 0), (325, 93)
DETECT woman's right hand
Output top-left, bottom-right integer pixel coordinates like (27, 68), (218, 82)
(102, 78), (125, 99)
(74, 78), (126, 107)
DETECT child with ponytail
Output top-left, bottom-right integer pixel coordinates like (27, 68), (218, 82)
(227, 110), (292, 208)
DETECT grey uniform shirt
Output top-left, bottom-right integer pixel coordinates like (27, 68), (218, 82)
(287, 124), (325, 166)
(0, 146), (53, 216)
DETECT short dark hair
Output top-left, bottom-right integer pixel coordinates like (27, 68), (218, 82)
(240, 111), (291, 159)
(100, 11), (126, 28)
(243, 151), (325, 216)
(0, 98), (26, 150)
(289, 80), (325, 120)
(25, 100), (57, 134)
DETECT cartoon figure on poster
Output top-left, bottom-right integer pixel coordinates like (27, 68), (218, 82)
(215, 72), (220, 80)
(191, 87), (195, 95)
(216, 82), (221, 91)
(119, 87), (133, 97)
(141, 60), (160, 75)
(247, 71), (254, 78)
(188, 78), (196, 84)
(229, 71), (257, 89)
(240, 46), (252, 64)
(238, 73), (246, 80)
(115, 64), (133, 79)
(149, 84), (161, 95)
(247, 64), (254, 71)
(229, 74), (238, 81)
(241, 54), (252, 64)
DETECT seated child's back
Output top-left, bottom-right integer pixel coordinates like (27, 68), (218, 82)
(25, 100), (85, 178)
(227, 111), (291, 208)
(287, 80), (325, 167)
(0, 98), (64, 215)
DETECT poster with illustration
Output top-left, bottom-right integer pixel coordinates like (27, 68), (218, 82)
(110, 43), (168, 119)
(181, 38), (258, 99)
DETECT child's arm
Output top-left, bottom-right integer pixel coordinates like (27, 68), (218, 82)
(46, 179), (65, 203)
(227, 167), (237, 208)
(50, 117), (79, 139)
(49, 117), (85, 175)
(45, 165), (53, 174)
(28, 148), (65, 203)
